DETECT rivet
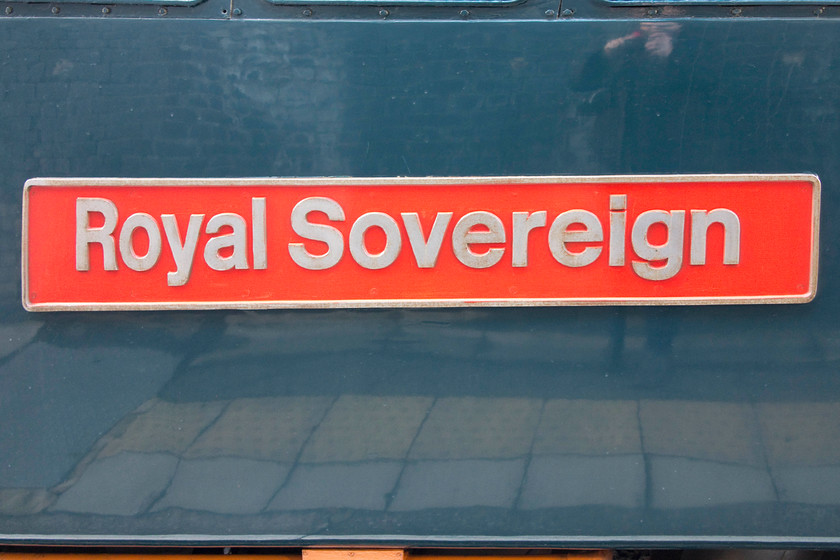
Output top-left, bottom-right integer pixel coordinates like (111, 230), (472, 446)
(157, 6), (167, 14)
(560, 7), (574, 16)
(545, 8), (556, 16)
(378, 8), (389, 16)
(102, 6), (111, 13)
(232, 7), (242, 14)
(302, 7), (312, 15)
(51, 6), (60, 14)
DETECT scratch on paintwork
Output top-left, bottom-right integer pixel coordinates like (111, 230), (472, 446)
(402, 155), (412, 175)
(769, 52), (801, 121)
(677, 22), (709, 167)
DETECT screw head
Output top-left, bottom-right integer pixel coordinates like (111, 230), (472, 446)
(101, 6), (111, 13)
(50, 6), (60, 14)
(459, 8), (469, 16)
(157, 6), (167, 14)
(560, 7), (573, 16)
(378, 8), (389, 16)
(302, 8), (312, 15)
(544, 8), (556, 16)
(4, 6), (11, 14)
(730, 7), (741, 15)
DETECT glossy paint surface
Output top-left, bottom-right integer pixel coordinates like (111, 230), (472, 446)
(2, 7), (840, 546)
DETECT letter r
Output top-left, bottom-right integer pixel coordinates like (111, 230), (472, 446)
(76, 198), (119, 271)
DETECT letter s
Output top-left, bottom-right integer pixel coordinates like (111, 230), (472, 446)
(288, 197), (345, 270)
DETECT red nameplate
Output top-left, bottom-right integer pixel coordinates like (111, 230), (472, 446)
(22, 175), (820, 310)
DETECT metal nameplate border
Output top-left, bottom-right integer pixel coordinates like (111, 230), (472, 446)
(22, 173), (821, 311)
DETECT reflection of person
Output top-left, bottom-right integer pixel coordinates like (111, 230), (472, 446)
(576, 21), (698, 173)
(580, 22), (689, 367)
(604, 22), (681, 58)
(604, 31), (641, 52)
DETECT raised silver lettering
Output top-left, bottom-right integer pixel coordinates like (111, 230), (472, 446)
(349, 212), (402, 270)
(609, 194), (627, 266)
(548, 209), (603, 267)
(289, 197), (345, 270)
(690, 208), (741, 265)
(252, 197), (268, 270)
(204, 213), (249, 271)
(401, 212), (452, 268)
(119, 213), (162, 272)
(512, 211), (547, 267)
(631, 210), (685, 280)
(76, 198), (119, 271)
(452, 211), (506, 269)
(162, 214), (204, 287)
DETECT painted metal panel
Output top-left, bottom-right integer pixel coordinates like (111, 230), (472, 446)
(1, 9), (840, 548)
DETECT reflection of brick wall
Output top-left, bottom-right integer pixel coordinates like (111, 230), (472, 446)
(1, 21), (353, 180)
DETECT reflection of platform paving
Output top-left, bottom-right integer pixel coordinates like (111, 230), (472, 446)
(522, 399), (644, 509)
(52, 452), (178, 516)
(28, 394), (840, 516)
(153, 457), (290, 514)
(640, 400), (777, 507)
(0, 342), (178, 492)
(0, 488), (55, 516)
(640, 400), (763, 466)
(390, 458), (526, 510)
(99, 400), (226, 458)
(269, 461), (403, 510)
(648, 457), (775, 508)
(533, 399), (641, 455)
(521, 454), (644, 508)
(300, 395), (432, 463)
(410, 397), (541, 460)
(185, 397), (333, 462)
(758, 402), (840, 504)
